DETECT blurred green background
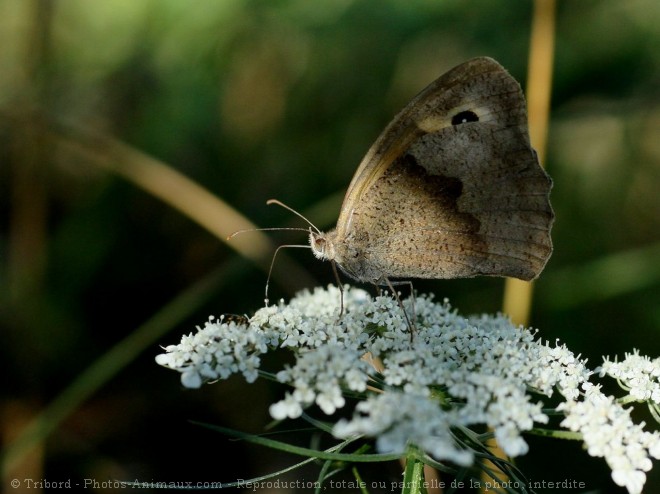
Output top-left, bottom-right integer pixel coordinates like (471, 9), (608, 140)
(1, 0), (659, 492)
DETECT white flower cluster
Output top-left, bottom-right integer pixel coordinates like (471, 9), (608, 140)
(155, 285), (660, 494)
(559, 384), (660, 494)
(354, 296), (585, 459)
(270, 344), (371, 418)
(334, 392), (473, 466)
(599, 350), (660, 404)
(154, 315), (273, 388)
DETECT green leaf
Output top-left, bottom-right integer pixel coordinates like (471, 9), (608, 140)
(194, 421), (401, 462)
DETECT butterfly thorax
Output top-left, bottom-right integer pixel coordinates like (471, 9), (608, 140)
(310, 229), (384, 283)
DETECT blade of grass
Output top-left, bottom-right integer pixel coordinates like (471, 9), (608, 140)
(502, 0), (556, 327)
(50, 121), (316, 294)
(1, 261), (237, 477)
(496, 1), (556, 490)
(351, 466), (371, 494)
(540, 242), (660, 310)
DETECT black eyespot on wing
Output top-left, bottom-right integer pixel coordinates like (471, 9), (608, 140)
(451, 110), (479, 126)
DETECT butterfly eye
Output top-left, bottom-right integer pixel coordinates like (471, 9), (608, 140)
(451, 110), (479, 126)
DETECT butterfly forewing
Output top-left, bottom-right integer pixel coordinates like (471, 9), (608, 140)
(324, 57), (554, 283)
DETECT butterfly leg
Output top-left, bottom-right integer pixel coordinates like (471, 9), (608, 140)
(381, 276), (416, 339)
(401, 280), (417, 327)
(369, 283), (386, 299)
(330, 260), (345, 317)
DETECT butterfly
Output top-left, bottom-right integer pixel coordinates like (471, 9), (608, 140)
(306, 57), (554, 287)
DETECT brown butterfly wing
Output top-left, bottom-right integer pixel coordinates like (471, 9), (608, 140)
(331, 57), (553, 282)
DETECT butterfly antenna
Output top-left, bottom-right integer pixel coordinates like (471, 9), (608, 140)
(267, 200), (347, 318)
(227, 227), (309, 240)
(267, 199), (321, 234)
(264, 243), (311, 306)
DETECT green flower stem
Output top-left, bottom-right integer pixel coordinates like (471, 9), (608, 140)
(618, 395), (638, 405)
(402, 455), (427, 494)
(527, 428), (582, 440)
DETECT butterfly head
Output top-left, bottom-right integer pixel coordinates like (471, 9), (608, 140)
(309, 230), (337, 262)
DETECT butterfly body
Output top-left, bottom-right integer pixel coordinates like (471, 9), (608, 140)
(310, 57), (553, 285)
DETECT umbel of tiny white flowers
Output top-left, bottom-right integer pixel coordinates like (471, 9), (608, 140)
(155, 285), (660, 494)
